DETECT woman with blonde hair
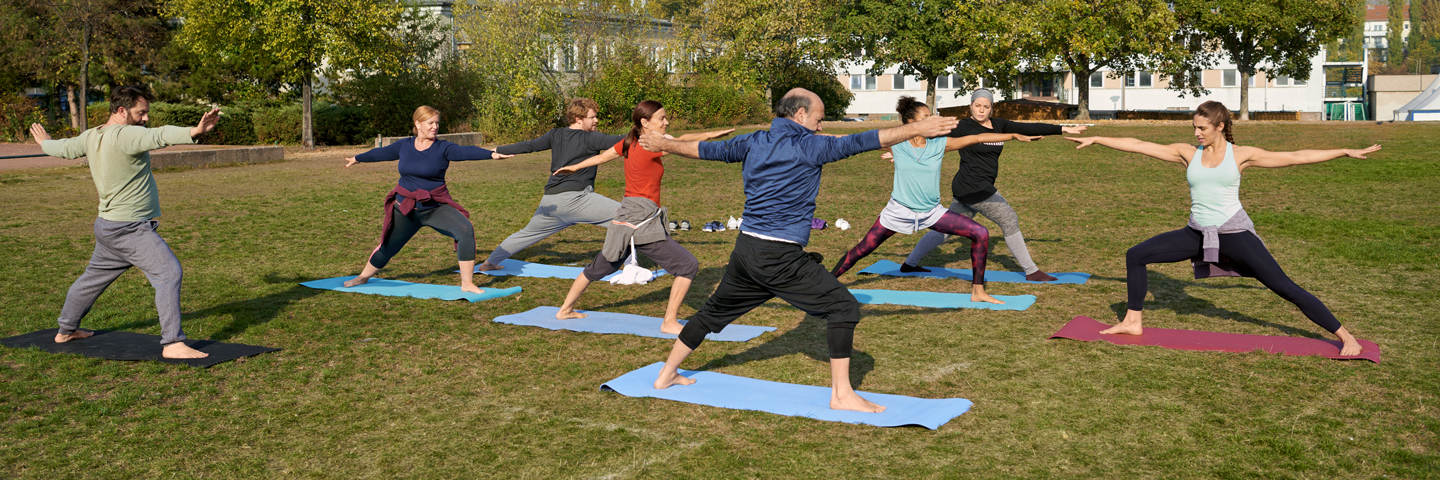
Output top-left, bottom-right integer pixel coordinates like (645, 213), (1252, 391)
(342, 106), (513, 292)
(1067, 100), (1378, 356)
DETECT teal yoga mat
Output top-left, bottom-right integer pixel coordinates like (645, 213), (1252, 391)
(858, 260), (1090, 284)
(301, 276), (521, 302)
(493, 307), (775, 342)
(472, 259), (667, 280)
(602, 362), (973, 429)
(850, 289), (1035, 310)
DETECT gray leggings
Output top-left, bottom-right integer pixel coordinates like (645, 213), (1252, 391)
(904, 192), (1040, 274)
(485, 187), (619, 265)
(59, 218), (187, 345)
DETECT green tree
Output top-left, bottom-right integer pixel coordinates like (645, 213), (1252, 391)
(1327, 0), (1369, 62)
(673, 0), (842, 107)
(1388, 0), (1407, 66)
(166, 0), (409, 148)
(830, 0), (1005, 109)
(979, 0), (1190, 120)
(2, 0), (165, 131)
(1176, 0), (1362, 120)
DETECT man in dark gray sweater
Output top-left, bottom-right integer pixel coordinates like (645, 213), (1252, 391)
(479, 98), (622, 271)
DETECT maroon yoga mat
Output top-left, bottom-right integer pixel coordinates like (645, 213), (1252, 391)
(1050, 316), (1381, 363)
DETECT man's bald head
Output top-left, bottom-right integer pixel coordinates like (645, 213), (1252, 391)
(773, 88), (825, 132)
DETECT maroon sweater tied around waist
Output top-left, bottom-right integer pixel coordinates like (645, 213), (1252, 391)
(378, 184), (472, 249)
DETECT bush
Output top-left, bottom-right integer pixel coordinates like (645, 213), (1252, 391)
(253, 102), (377, 146)
(0, 93), (43, 143)
(331, 59), (482, 138)
(573, 49), (769, 133)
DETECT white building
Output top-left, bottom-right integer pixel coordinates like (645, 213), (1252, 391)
(837, 49), (1330, 119)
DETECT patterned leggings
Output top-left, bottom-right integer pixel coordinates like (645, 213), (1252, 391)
(832, 212), (990, 285)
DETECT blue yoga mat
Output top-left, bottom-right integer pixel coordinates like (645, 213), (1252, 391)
(493, 307), (775, 342)
(472, 259), (667, 281)
(602, 362), (973, 429)
(850, 289), (1035, 311)
(858, 260), (1090, 284)
(300, 277), (522, 302)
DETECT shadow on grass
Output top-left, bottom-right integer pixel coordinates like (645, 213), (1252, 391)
(110, 273), (349, 342)
(1106, 270), (1323, 339)
(691, 314), (878, 388)
(916, 236), (1065, 274)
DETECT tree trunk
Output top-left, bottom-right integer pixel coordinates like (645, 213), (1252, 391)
(78, 23), (90, 132)
(1239, 71), (1250, 120)
(303, 69), (315, 150)
(926, 75), (937, 110)
(1076, 70), (1092, 120)
(67, 86), (80, 129)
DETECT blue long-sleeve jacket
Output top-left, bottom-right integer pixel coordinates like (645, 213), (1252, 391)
(697, 117), (881, 245)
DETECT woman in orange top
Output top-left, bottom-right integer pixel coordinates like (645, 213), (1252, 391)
(552, 100), (733, 333)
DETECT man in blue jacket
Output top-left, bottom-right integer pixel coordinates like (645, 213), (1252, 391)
(638, 88), (958, 413)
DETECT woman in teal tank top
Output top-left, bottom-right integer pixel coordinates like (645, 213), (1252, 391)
(830, 96), (1041, 304)
(1066, 101), (1380, 357)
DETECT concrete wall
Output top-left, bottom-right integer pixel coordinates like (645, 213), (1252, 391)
(1368, 74), (1440, 121)
(151, 146), (285, 169)
(378, 132), (486, 148)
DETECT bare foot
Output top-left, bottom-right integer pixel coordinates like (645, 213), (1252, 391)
(55, 329), (94, 343)
(162, 342), (210, 359)
(1336, 327), (1363, 356)
(460, 284), (487, 295)
(830, 390), (886, 413)
(971, 286), (1004, 304)
(555, 308), (588, 320)
(1099, 319), (1143, 335)
(1101, 310), (1144, 335)
(342, 276), (371, 287)
(477, 261), (503, 272)
(654, 369), (696, 389)
(659, 319), (683, 335)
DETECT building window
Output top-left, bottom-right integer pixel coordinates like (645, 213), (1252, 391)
(893, 75), (907, 90)
(936, 75), (949, 89)
(1125, 72), (1153, 88)
(1275, 75), (1290, 86)
(850, 75), (877, 91)
(1172, 70), (1201, 87)
(1090, 71), (1104, 88)
(1223, 69), (1237, 87)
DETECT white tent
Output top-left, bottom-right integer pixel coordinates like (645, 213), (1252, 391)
(1394, 75), (1440, 121)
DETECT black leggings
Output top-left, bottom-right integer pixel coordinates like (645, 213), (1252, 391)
(1126, 228), (1341, 333)
(369, 204), (476, 268)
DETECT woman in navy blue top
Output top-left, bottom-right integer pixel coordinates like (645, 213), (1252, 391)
(341, 106), (513, 293)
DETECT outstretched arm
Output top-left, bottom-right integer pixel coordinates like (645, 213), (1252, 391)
(877, 115), (960, 148)
(31, 123), (87, 159)
(1236, 144), (1380, 171)
(638, 135), (702, 159)
(946, 133), (1040, 152)
(554, 149), (622, 175)
(674, 128), (735, 142)
(1066, 136), (1193, 165)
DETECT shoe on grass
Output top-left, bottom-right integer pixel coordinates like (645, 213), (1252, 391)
(899, 263), (931, 273)
(1025, 270), (1059, 282)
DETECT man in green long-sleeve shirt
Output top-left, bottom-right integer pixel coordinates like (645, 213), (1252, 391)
(29, 85), (219, 359)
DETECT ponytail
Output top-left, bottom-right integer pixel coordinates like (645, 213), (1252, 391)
(1194, 100), (1235, 145)
(623, 100), (664, 156)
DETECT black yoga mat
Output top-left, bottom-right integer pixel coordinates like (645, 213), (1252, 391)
(0, 329), (280, 368)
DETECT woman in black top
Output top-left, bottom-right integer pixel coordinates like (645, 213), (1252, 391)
(898, 88), (1087, 281)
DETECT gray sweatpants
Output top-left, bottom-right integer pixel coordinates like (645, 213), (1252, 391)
(485, 186), (619, 265)
(58, 218), (186, 345)
(904, 192), (1040, 274)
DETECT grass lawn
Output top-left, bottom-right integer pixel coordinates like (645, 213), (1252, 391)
(1, 121), (1436, 478)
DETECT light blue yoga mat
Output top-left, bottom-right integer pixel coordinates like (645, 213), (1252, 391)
(850, 289), (1035, 311)
(300, 277), (522, 302)
(472, 259), (667, 281)
(858, 260), (1090, 284)
(493, 307), (775, 342)
(602, 362), (973, 429)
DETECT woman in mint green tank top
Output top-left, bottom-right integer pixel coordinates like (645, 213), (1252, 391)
(1065, 101), (1380, 357)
